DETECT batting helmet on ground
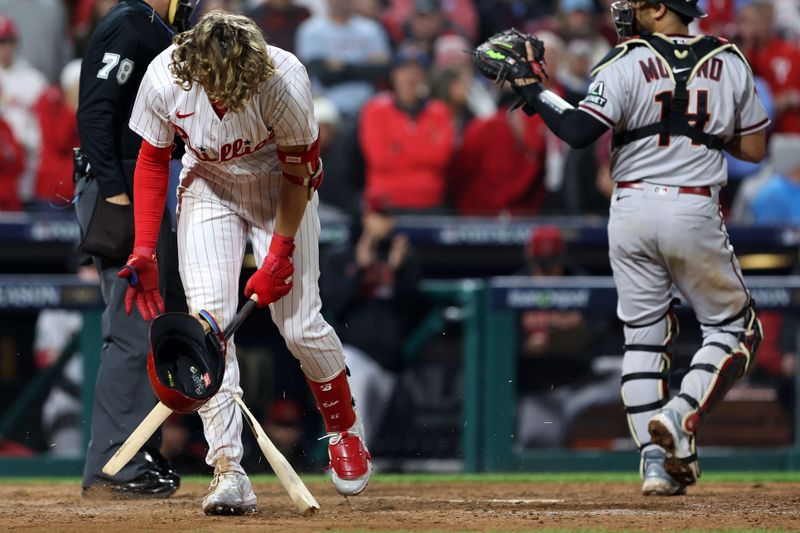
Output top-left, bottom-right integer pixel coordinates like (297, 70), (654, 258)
(147, 312), (225, 413)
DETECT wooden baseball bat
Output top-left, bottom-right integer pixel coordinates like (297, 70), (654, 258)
(102, 401), (173, 476)
(102, 295), (259, 477)
(233, 393), (320, 516)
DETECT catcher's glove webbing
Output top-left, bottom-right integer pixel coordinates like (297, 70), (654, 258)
(473, 28), (547, 86)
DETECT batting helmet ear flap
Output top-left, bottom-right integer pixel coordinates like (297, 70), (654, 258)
(147, 312), (225, 413)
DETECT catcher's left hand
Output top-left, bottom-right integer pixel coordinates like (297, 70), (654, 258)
(473, 28), (547, 87)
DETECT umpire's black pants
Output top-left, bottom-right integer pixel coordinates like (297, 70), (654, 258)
(75, 175), (185, 486)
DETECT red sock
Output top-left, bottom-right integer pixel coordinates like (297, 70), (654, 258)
(305, 370), (356, 433)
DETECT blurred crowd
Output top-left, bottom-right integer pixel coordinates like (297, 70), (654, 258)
(0, 0), (798, 219)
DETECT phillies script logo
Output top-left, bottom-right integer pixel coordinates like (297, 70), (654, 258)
(172, 123), (273, 162)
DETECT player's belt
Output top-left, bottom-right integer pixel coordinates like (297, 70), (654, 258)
(616, 181), (711, 197)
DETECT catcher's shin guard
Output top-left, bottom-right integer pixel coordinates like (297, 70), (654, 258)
(621, 305), (679, 449)
(675, 302), (763, 434)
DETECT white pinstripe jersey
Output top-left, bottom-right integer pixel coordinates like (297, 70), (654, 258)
(129, 44), (318, 184)
(578, 36), (770, 187)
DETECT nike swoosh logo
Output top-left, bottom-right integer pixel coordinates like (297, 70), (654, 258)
(673, 67), (691, 74)
(176, 111), (194, 119)
(616, 195), (630, 201)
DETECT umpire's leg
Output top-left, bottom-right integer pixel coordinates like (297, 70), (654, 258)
(79, 189), (184, 486)
(81, 259), (158, 485)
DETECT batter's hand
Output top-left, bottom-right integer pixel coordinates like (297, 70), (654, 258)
(245, 233), (295, 307)
(118, 247), (164, 320)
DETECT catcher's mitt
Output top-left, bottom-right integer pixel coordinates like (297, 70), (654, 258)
(473, 29), (547, 86)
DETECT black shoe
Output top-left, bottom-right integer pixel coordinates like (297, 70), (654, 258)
(143, 448), (180, 487)
(83, 468), (179, 499)
(83, 450), (180, 499)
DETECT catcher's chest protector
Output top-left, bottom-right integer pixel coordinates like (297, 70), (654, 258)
(591, 33), (749, 149)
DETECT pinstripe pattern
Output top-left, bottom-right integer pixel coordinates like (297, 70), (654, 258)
(130, 45), (317, 183)
(136, 43), (345, 474)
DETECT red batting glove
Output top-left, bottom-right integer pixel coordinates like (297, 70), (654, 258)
(244, 233), (295, 307)
(117, 246), (164, 320)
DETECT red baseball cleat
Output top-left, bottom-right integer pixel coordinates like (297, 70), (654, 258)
(324, 414), (372, 496)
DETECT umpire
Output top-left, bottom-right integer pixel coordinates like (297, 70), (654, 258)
(74, 0), (194, 497)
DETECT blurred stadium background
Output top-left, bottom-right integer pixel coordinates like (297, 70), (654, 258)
(1, 0), (800, 481)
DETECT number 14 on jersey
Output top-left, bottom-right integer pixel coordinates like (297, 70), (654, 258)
(654, 89), (710, 147)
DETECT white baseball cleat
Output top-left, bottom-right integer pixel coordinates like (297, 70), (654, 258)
(202, 471), (257, 515)
(325, 414), (373, 496)
(648, 408), (701, 487)
(641, 448), (686, 496)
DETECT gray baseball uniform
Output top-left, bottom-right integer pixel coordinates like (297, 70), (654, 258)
(576, 35), (769, 451)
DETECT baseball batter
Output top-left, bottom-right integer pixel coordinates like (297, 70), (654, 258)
(474, 1), (767, 495)
(120, 11), (372, 514)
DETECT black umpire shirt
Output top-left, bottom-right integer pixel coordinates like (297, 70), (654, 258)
(77, 0), (175, 200)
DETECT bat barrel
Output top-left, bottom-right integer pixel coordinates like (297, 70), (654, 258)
(232, 394), (320, 514)
(101, 401), (173, 476)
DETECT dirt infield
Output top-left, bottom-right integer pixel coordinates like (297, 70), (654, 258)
(1, 479), (800, 532)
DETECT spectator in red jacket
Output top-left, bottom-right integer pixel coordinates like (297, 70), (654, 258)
(448, 92), (548, 215)
(0, 15), (47, 206)
(359, 45), (455, 210)
(737, 1), (800, 134)
(0, 113), (23, 211)
(33, 59), (81, 207)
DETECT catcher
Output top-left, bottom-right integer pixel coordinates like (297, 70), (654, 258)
(474, 1), (767, 496)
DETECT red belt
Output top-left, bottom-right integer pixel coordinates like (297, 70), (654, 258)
(616, 181), (712, 197)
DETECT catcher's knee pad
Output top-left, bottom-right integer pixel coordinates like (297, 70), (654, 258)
(621, 305), (679, 448)
(679, 302), (763, 433)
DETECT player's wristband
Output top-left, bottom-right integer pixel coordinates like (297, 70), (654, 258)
(132, 246), (157, 261)
(516, 84), (574, 117)
(269, 233), (295, 258)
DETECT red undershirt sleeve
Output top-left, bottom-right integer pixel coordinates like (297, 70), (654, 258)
(133, 139), (172, 250)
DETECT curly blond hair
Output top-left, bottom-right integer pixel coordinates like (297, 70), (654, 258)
(170, 11), (275, 113)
